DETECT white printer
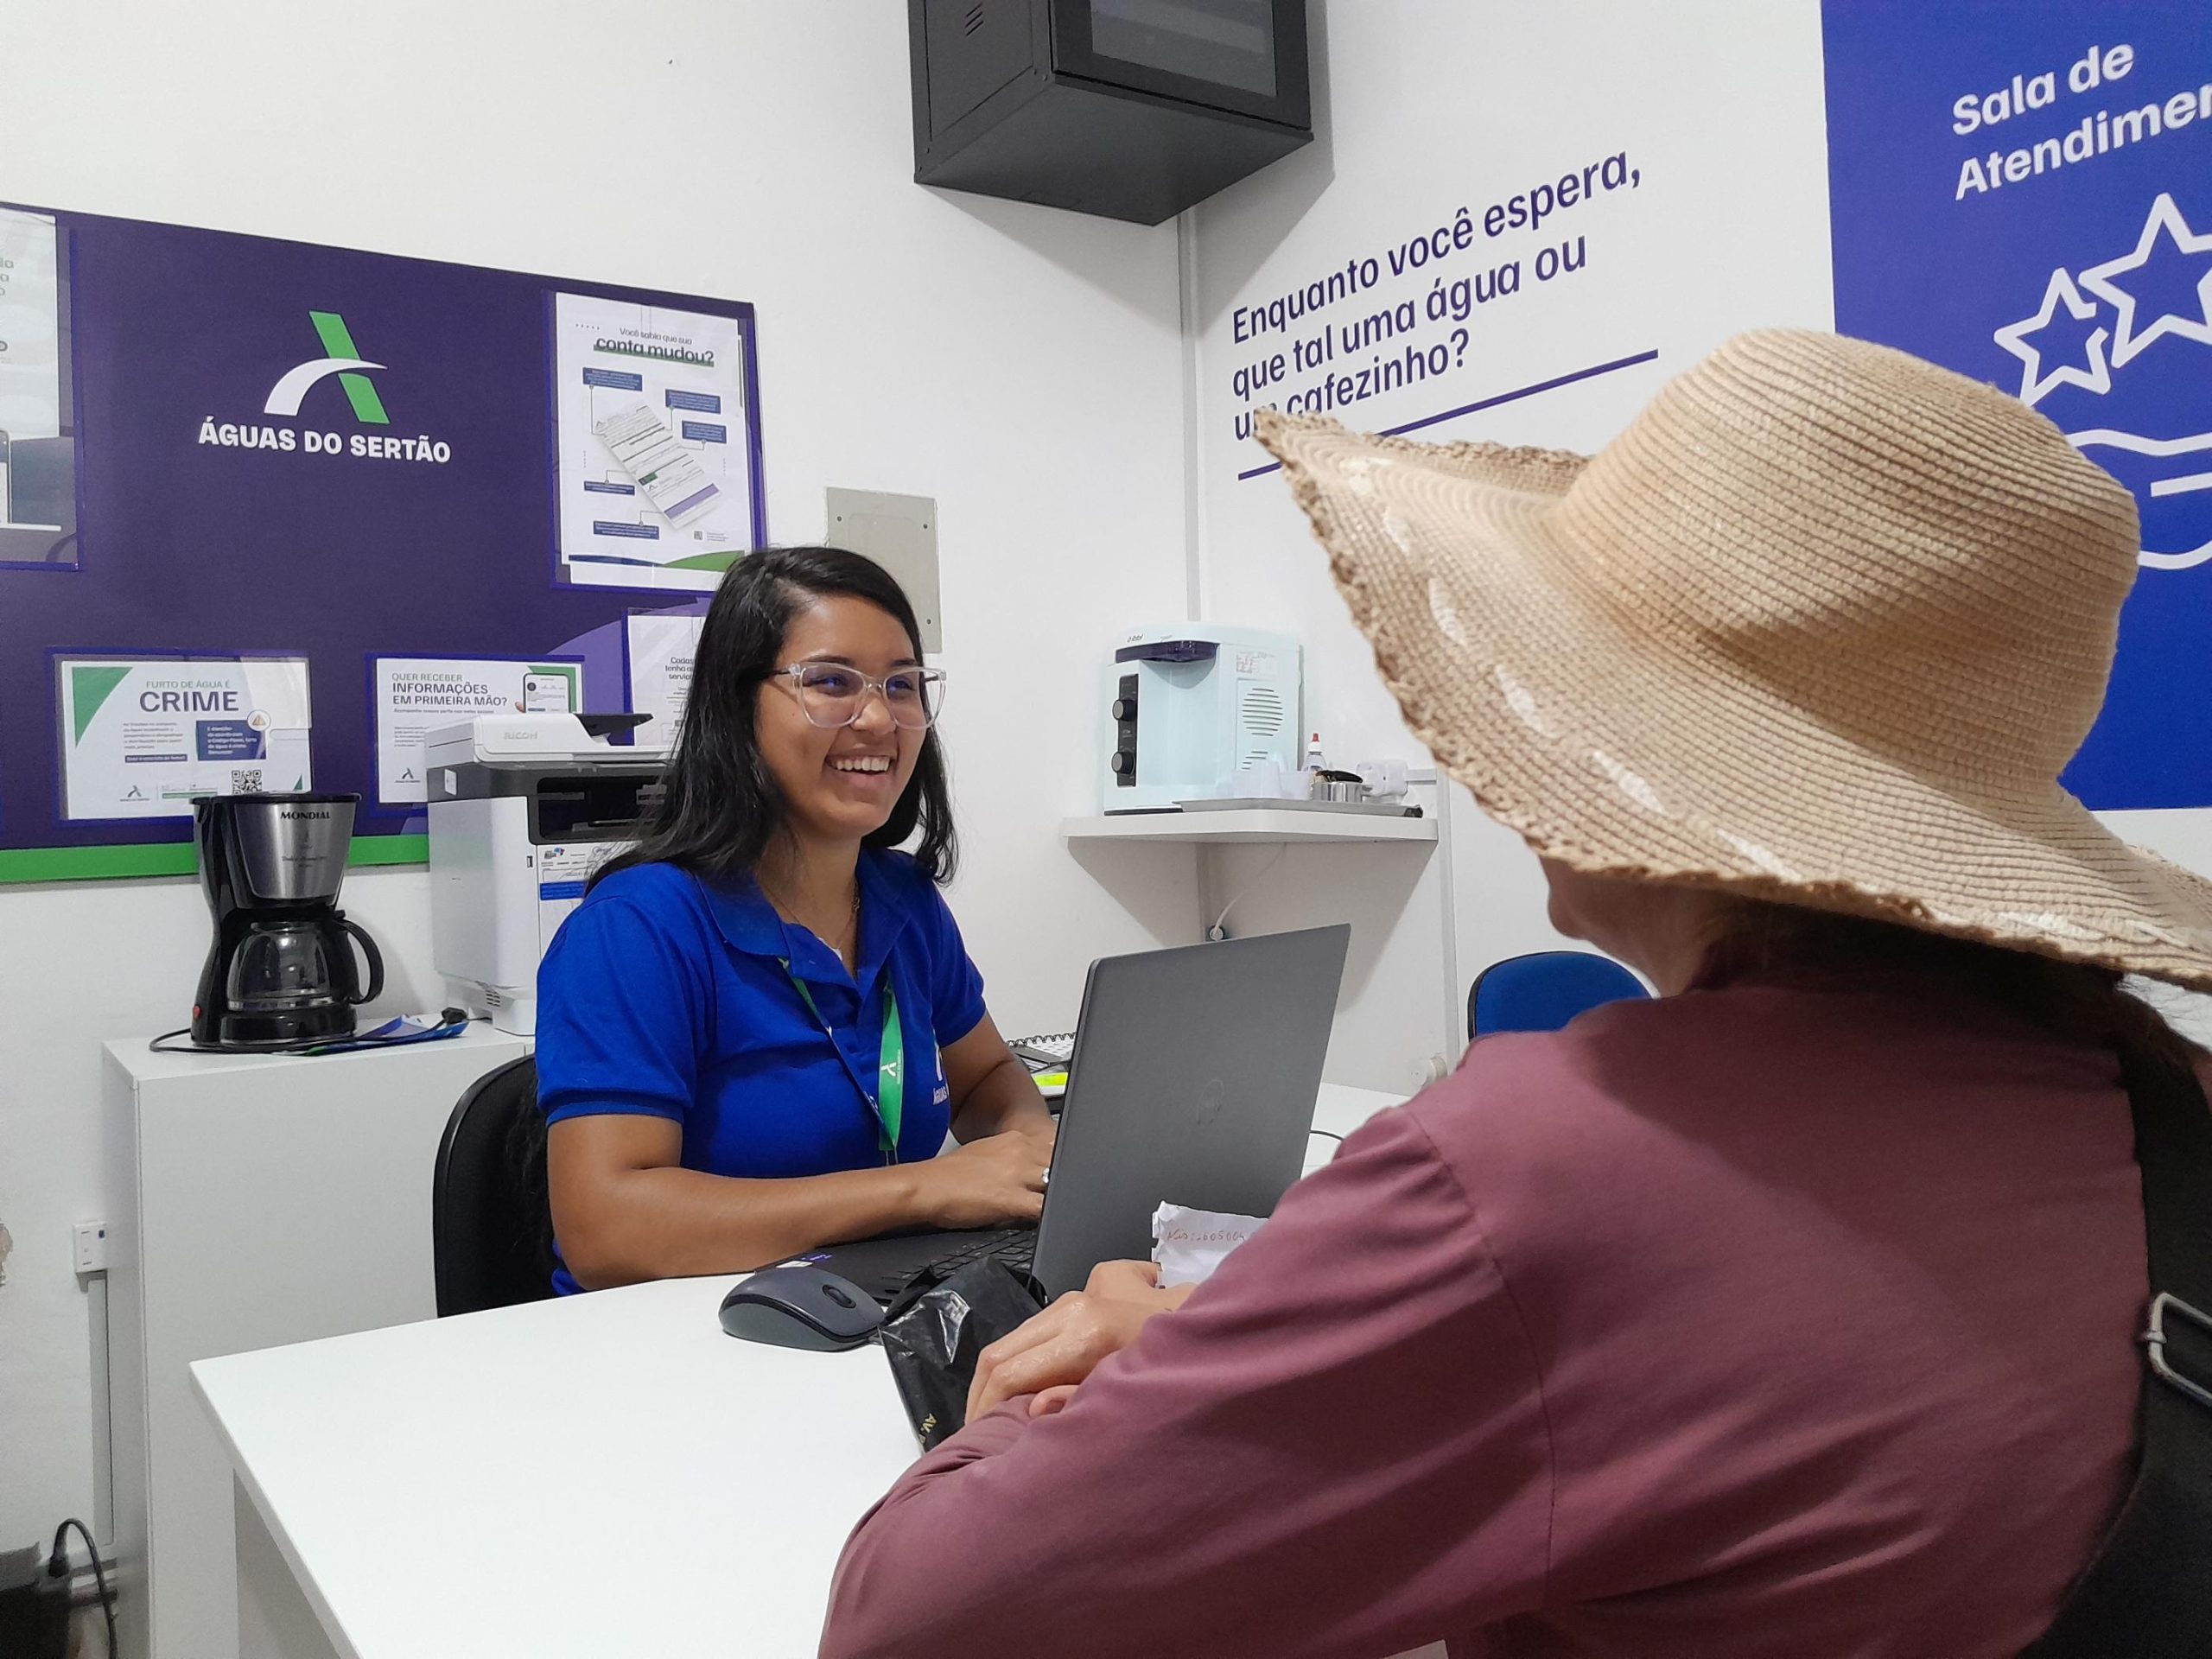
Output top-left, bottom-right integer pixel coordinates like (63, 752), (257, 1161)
(427, 713), (668, 1035)
(1101, 625), (1301, 811)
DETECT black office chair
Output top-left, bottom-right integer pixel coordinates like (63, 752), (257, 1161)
(431, 1057), (560, 1317)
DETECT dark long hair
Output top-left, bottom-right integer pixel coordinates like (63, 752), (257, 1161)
(1698, 900), (2204, 1090)
(592, 546), (957, 889)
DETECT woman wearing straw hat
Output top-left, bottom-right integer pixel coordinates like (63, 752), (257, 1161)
(819, 331), (2212, 1657)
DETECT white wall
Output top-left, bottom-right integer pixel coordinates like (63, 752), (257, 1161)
(0, 0), (1197, 1552)
(1186, 0), (1838, 1084)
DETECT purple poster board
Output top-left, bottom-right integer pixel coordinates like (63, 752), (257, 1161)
(0, 201), (764, 880)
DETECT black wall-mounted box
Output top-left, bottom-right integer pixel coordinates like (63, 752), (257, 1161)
(909, 0), (1312, 226)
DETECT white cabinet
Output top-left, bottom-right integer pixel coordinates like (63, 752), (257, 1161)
(102, 1027), (531, 1659)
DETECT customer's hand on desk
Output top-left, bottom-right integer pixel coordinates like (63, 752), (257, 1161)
(967, 1259), (1195, 1421)
(919, 1129), (1051, 1230)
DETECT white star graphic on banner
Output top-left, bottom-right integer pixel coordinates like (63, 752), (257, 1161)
(1993, 267), (2111, 404)
(2080, 192), (2212, 368)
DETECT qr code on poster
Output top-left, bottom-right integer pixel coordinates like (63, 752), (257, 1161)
(229, 769), (264, 792)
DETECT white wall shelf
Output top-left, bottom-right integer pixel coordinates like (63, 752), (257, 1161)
(1063, 810), (1437, 846)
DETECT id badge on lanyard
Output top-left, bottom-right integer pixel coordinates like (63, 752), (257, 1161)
(780, 963), (905, 1161)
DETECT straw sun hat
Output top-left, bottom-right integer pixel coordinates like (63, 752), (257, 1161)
(1254, 327), (2212, 992)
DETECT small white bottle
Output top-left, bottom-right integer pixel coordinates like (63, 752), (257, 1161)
(1302, 731), (1332, 799)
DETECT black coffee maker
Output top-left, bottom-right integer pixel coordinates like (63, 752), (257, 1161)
(191, 792), (385, 1048)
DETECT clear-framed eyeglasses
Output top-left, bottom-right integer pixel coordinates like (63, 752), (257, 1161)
(769, 662), (947, 730)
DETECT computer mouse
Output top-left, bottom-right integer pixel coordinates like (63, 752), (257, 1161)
(717, 1263), (883, 1351)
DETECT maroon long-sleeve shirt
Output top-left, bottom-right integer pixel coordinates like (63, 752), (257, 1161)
(822, 967), (2145, 1657)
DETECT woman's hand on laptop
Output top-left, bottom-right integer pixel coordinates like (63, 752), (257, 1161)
(1013, 1113), (1058, 1161)
(918, 1130), (1050, 1230)
(967, 1260), (1196, 1421)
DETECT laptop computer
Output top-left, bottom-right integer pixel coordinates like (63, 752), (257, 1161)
(814, 923), (1351, 1303)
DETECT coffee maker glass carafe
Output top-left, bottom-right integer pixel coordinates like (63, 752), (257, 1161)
(226, 920), (345, 1016)
(191, 793), (385, 1047)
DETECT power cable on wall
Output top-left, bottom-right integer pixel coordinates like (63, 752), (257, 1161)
(1207, 843), (1288, 941)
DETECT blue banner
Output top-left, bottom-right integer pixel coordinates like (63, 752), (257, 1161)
(1823, 1), (2212, 808)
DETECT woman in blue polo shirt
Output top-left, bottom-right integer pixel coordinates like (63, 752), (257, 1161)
(536, 547), (1053, 1293)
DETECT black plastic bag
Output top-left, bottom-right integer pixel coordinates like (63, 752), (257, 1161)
(879, 1259), (1046, 1450)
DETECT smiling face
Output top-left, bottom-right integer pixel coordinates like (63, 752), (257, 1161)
(754, 594), (926, 849)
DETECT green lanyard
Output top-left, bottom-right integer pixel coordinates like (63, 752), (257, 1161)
(780, 963), (905, 1160)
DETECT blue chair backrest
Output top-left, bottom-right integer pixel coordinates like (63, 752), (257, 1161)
(1468, 950), (1648, 1040)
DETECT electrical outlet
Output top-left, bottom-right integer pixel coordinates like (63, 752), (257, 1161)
(71, 1220), (108, 1275)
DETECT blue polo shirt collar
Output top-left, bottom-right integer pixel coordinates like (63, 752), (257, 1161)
(693, 853), (917, 992)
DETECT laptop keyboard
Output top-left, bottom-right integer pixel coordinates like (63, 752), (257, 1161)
(931, 1228), (1035, 1278)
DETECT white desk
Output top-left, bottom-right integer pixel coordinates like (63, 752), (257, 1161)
(193, 1083), (1407, 1659)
